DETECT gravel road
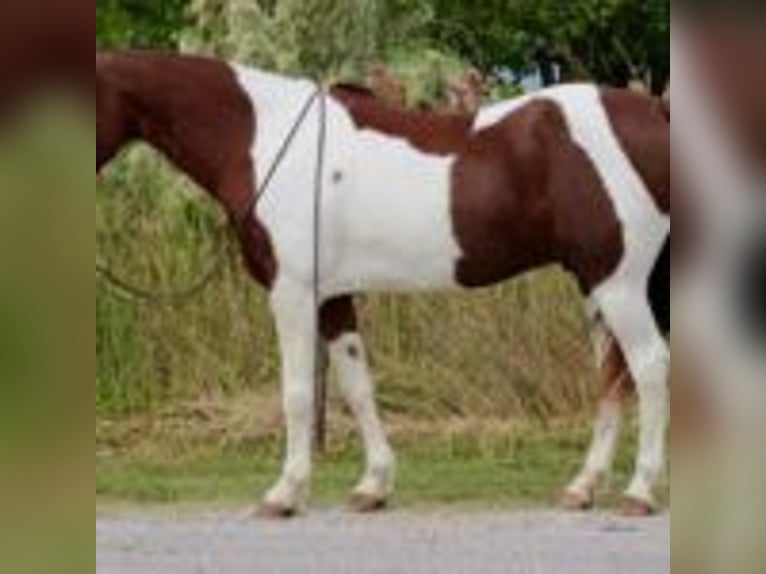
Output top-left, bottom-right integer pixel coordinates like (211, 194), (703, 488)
(97, 508), (669, 574)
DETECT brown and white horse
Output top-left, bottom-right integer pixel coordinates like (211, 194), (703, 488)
(96, 50), (670, 517)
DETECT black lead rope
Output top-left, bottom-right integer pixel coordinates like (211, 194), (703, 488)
(312, 89), (329, 452)
(234, 87), (324, 228)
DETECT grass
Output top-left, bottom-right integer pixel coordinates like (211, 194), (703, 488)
(97, 412), (665, 511)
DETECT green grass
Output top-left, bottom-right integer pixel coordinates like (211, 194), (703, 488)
(97, 422), (662, 511)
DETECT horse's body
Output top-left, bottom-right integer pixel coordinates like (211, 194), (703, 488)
(97, 50), (670, 516)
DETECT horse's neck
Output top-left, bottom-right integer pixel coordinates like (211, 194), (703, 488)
(123, 55), (253, 196)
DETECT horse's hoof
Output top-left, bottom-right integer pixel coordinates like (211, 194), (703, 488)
(347, 491), (388, 514)
(619, 496), (657, 518)
(559, 490), (594, 512)
(256, 501), (298, 519)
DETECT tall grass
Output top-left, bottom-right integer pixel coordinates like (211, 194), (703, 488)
(97, 149), (598, 425)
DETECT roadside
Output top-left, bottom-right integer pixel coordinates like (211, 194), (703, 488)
(98, 417), (670, 574)
(97, 508), (670, 574)
(98, 419), (665, 510)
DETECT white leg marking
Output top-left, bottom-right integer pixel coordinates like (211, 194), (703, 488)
(596, 287), (669, 507)
(264, 280), (318, 511)
(566, 321), (624, 500)
(329, 333), (395, 498)
(568, 400), (623, 497)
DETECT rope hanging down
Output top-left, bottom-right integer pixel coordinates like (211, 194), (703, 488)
(311, 88), (329, 452)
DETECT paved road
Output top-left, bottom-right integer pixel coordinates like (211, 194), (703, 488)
(97, 509), (669, 574)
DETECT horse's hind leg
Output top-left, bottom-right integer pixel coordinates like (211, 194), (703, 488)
(321, 296), (396, 512)
(563, 316), (635, 510)
(595, 285), (670, 515)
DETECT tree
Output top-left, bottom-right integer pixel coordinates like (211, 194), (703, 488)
(96, 0), (670, 92)
(97, 0), (189, 49)
(182, 0), (471, 106)
(430, 0), (669, 92)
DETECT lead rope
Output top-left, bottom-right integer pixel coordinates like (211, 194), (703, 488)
(95, 223), (233, 305)
(312, 87), (329, 453)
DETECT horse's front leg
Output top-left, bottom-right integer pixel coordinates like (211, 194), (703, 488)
(260, 279), (319, 518)
(321, 297), (396, 512)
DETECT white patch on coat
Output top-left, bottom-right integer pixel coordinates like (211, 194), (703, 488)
(233, 64), (463, 297)
(566, 398), (623, 497)
(566, 319), (625, 499)
(329, 333), (395, 497)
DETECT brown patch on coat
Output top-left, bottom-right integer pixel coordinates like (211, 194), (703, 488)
(601, 88), (670, 215)
(319, 296), (358, 342)
(330, 84), (475, 156)
(96, 51), (278, 288)
(451, 99), (624, 292)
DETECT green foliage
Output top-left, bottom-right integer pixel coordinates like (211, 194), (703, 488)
(96, 0), (669, 89)
(386, 48), (468, 107)
(431, 0), (669, 89)
(183, 0), (374, 79)
(97, 0), (189, 49)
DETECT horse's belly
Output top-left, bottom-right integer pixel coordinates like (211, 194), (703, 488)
(325, 137), (463, 293)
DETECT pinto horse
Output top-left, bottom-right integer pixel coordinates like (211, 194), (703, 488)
(97, 50), (670, 517)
